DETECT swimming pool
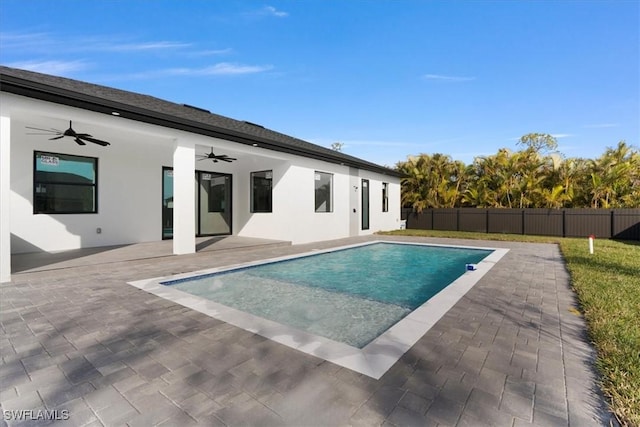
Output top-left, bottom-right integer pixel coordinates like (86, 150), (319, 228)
(162, 243), (492, 348)
(129, 240), (508, 378)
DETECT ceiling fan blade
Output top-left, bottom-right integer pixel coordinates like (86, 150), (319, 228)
(80, 135), (110, 146)
(27, 121), (110, 148)
(26, 126), (62, 133)
(197, 158), (207, 161)
(220, 158), (233, 162)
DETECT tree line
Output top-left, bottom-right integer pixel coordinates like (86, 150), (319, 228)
(395, 133), (640, 210)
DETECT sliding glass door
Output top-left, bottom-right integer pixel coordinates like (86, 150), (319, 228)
(162, 167), (232, 238)
(162, 168), (174, 239)
(197, 172), (231, 235)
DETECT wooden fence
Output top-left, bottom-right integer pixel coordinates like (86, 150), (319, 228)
(401, 208), (640, 240)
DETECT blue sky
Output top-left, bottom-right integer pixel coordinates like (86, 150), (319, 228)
(1, 1), (638, 167)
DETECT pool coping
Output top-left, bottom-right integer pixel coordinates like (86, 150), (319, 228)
(127, 240), (509, 379)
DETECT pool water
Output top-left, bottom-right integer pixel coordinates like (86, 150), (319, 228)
(162, 242), (492, 348)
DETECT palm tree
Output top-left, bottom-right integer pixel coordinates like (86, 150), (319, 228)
(589, 142), (637, 208)
(541, 185), (569, 208)
(470, 149), (514, 208)
(397, 155), (437, 212)
(397, 153), (470, 210)
(396, 138), (639, 210)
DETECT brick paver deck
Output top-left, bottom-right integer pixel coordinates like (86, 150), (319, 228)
(1, 236), (613, 426)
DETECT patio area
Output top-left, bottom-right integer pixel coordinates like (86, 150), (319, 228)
(0, 235), (612, 426)
(10, 236), (291, 274)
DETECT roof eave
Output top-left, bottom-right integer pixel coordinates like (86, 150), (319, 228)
(0, 73), (403, 178)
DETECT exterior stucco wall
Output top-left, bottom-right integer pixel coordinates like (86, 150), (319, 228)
(234, 157), (402, 244)
(9, 117), (174, 253)
(236, 158), (352, 244)
(4, 92), (401, 254)
(358, 169), (402, 234)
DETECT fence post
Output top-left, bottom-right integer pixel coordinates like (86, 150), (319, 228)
(456, 209), (460, 232)
(562, 210), (566, 238)
(522, 210), (525, 235)
(486, 209), (489, 233)
(611, 210), (615, 239)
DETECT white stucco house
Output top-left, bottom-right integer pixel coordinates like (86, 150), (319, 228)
(0, 66), (402, 282)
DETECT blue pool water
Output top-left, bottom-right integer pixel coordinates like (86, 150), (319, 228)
(162, 242), (492, 347)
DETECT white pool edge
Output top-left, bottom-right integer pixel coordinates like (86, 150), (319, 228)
(127, 241), (509, 379)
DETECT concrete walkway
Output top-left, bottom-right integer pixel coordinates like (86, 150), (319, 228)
(0, 236), (613, 426)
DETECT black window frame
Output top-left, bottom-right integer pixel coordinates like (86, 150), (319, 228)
(314, 171), (333, 213)
(382, 182), (389, 212)
(33, 151), (98, 214)
(204, 173), (229, 214)
(250, 170), (273, 213)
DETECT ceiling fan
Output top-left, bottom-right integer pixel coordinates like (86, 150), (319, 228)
(197, 147), (237, 163)
(26, 120), (111, 146)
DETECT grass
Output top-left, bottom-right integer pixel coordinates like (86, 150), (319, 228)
(380, 229), (640, 426)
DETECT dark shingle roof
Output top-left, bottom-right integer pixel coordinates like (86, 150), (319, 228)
(0, 66), (401, 177)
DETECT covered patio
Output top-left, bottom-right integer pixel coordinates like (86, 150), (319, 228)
(10, 236), (290, 275)
(0, 65), (403, 284)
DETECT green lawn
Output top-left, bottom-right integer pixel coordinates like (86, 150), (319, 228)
(380, 229), (640, 426)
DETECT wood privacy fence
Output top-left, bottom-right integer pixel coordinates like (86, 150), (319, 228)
(401, 208), (640, 241)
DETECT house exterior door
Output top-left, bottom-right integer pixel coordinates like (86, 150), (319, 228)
(162, 167), (232, 239)
(361, 178), (370, 230)
(197, 172), (231, 235)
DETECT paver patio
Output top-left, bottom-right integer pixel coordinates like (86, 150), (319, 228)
(1, 235), (614, 426)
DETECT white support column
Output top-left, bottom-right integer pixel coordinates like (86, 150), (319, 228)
(0, 113), (11, 282)
(172, 139), (196, 255)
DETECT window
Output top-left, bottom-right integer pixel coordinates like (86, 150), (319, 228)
(251, 170), (272, 213)
(205, 174), (229, 213)
(314, 171), (333, 213)
(382, 182), (389, 212)
(34, 151), (97, 214)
